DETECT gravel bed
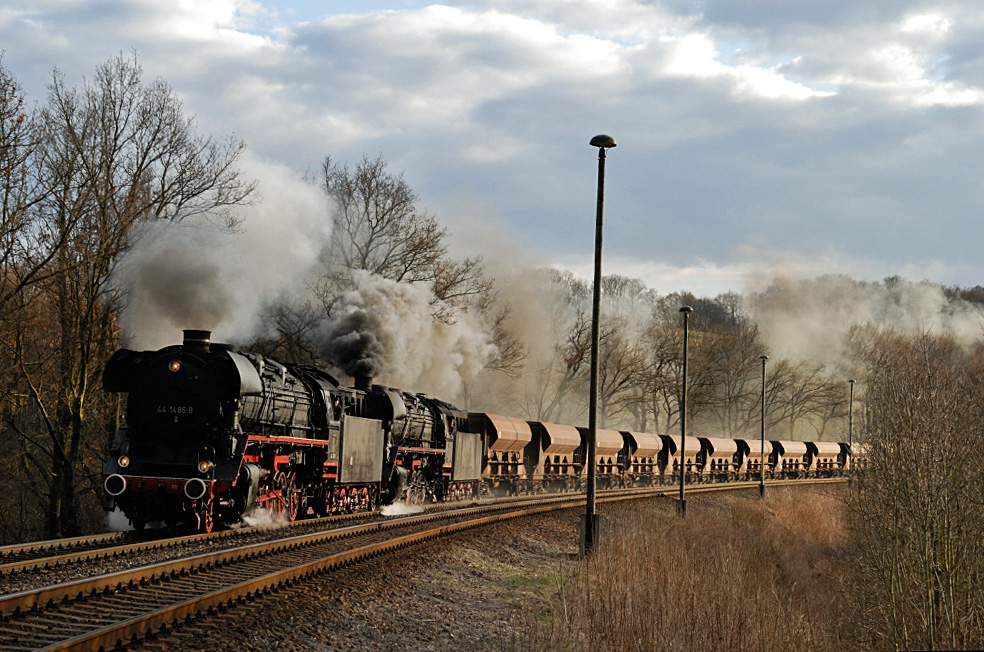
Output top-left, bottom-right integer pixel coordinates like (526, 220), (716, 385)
(122, 508), (582, 652)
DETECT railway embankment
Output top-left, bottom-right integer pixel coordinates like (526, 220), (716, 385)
(115, 486), (850, 652)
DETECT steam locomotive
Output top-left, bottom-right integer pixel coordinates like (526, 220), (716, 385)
(101, 330), (860, 532)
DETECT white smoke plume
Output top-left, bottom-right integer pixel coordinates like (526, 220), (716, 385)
(105, 506), (135, 532)
(113, 153), (331, 350)
(380, 502), (425, 516)
(112, 153), (497, 400)
(748, 275), (984, 366)
(239, 506), (292, 529)
(316, 269), (497, 398)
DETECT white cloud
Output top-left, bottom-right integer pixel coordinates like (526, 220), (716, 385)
(5, 0), (984, 302)
(912, 80), (984, 106)
(901, 13), (953, 36)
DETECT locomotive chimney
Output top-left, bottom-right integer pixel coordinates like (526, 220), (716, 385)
(183, 329), (211, 350)
(354, 375), (372, 392)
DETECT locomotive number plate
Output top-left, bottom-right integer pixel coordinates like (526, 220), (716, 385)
(158, 405), (195, 415)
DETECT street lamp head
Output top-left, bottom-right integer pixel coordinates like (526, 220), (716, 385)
(849, 378), (856, 385)
(760, 354), (769, 361)
(590, 134), (617, 149)
(679, 305), (693, 313)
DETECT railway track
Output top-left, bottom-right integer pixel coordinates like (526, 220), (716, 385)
(0, 531), (157, 569)
(0, 512), (379, 595)
(0, 479), (844, 652)
(0, 492), (563, 591)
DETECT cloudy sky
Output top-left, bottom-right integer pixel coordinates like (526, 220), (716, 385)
(4, 0), (984, 296)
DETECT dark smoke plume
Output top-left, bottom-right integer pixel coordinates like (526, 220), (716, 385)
(313, 270), (496, 397)
(321, 305), (385, 377)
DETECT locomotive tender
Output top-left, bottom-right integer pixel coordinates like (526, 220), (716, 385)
(102, 330), (859, 532)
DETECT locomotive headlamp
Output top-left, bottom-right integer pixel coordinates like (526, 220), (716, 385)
(197, 459), (214, 474)
(118, 455), (130, 468)
(169, 360), (182, 372)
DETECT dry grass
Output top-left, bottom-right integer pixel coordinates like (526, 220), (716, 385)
(518, 488), (854, 652)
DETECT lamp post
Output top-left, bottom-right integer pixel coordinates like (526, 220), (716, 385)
(759, 354), (769, 498)
(583, 134), (616, 555)
(678, 306), (693, 516)
(849, 379), (856, 487)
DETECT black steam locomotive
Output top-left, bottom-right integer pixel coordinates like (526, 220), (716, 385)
(102, 330), (482, 531)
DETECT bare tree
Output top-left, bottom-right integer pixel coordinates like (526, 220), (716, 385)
(596, 315), (648, 427)
(531, 303), (592, 424)
(641, 295), (735, 435)
(8, 53), (254, 538)
(849, 326), (984, 649)
(321, 155), (440, 279)
(317, 155), (503, 310)
(702, 322), (763, 436)
(767, 361), (845, 439)
(0, 61), (52, 314)
(247, 299), (324, 366)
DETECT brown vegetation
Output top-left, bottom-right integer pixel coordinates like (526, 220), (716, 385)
(519, 489), (853, 652)
(849, 328), (984, 649)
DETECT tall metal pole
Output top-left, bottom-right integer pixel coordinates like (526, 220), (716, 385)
(849, 379), (856, 487)
(759, 354), (769, 498)
(678, 306), (693, 516)
(583, 134), (615, 555)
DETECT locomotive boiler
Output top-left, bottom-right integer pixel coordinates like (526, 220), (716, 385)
(101, 330), (482, 531)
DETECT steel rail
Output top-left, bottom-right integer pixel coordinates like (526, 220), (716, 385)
(0, 510), (375, 578)
(2, 499), (581, 652)
(0, 526), (254, 577)
(0, 478), (845, 582)
(0, 532), (136, 563)
(0, 488), (585, 577)
(36, 502), (581, 652)
(0, 477), (845, 581)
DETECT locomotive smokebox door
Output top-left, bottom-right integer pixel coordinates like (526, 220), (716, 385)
(339, 415), (385, 484)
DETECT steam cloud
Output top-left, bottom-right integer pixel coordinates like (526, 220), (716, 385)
(113, 149), (984, 415)
(748, 275), (984, 367)
(114, 153), (497, 399)
(113, 153), (331, 350)
(315, 270), (497, 398)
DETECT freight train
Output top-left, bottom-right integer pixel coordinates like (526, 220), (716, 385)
(101, 330), (861, 532)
